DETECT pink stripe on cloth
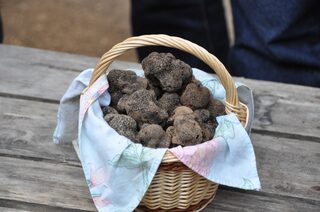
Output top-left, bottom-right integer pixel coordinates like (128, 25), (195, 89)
(169, 138), (221, 178)
(79, 80), (109, 122)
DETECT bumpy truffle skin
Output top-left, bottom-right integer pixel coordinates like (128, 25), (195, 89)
(193, 109), (210, 123)
(142, 52), (192, 92)
(107, 69), (135, 93)
(138, 124), (171, 148)
(124, 89), (168, 125)
(104, 114), (138, 142)
(168, 106), (194, 124)
(171, 59), (193, 83)
(166, 126), (178, 146)
(193, 109), (216, 142)
(142, 52), (174, 76)
(201, 123), (215, 141)
(180, 83), (211, 109)
(173, 116), (203, 146)
(147, 83), (162, 98)
(107, 69), (147, 95)
(158, 93), (180, 115)
(116, 95), (130, 113)
(103, 52), (224, 147)
(166, 126), (179, 145)
(102, 106), (119, 116)
(206, 99), (226, 118)
(136, 77), (149, 90)
(110, 91), (123, 107)
(191, 76), (202, 86)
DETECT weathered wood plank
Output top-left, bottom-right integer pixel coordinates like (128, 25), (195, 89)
(252, 133), (320, 201)
(1, 156), (319, 212)
(0, 44), (140, 72)
(1, 44), (319, 104)
(0, 97), (78, 164)
(0, 207), (30, 212)
(0, 44), (97, 70)
(0, 45), (139, 103)
(0, 97), (319, 202)
(0, 156), (95, 211)
(1, 44), (320, 210)
(0, 199), (89, 212)
(1, 44), (320, 139)
(251, 91), (320, 140)
(205, 189), (320, 212)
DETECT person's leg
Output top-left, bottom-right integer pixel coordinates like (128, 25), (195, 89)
(230, 0), (320, 87)
(131, 0), (229, 72)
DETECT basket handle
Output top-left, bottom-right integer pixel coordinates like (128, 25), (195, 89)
(89, 34), (248, 126)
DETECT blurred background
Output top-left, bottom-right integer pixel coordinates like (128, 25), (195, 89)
(0, 0), (233, 62)
(1, 0), (136, 61)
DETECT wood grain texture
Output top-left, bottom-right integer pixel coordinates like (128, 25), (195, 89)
(1, 44), (320, 211)
(252, 133), (320, 201)
(0, 199), (89, 212)
(0, 44), (139, 103)
(1, 44), (319, 139)
(205, 189), (320, 212)
(0, 207), (31, 212)
(0, 97), (78, 164)
(0, 97), (319, 202)
(1, 156), (319, 212)
(0, 156), (95, 211)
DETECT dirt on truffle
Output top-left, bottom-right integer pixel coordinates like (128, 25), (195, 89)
(109, 70), (147, 95)
(123, 89), (168, 126)
(142, 52), (192, 92)
(180, 83), (211, 109)
(102, 106), (118, 116)
(171, 115), (203, 146)
(103, 52), (225, 148)
(138, 124), (171, 148)
(158, 93), (180, 115)
(104, 114), (138, 142)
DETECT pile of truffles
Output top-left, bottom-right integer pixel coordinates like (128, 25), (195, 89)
(102, 52), (225, 148)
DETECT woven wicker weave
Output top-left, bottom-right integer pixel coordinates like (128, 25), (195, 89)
(89, 34), (249, 211)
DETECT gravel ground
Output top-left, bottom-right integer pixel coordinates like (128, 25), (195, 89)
(0, 0), (137, 61)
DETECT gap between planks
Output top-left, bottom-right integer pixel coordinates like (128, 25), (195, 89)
(0, 93), (319, 202)
(1, 45), (320, 139)
(0, 156), (319, 212)
(0, 198), (91, 212)
(0, 92), (319, 143)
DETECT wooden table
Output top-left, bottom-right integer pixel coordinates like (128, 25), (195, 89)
(0, 44), (319, 212)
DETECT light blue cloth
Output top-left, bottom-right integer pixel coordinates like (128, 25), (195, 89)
(54, 68), (260, 212)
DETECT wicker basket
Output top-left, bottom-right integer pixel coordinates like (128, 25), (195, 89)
(89, 34), (249, 211)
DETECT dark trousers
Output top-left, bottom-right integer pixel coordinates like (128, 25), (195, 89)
(229, 0), (320, 87)
(131, 0), (320, 87)
(131, 0), (230, 73)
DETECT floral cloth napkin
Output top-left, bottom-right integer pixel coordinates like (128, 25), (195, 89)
(54, 68), (260, 211)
